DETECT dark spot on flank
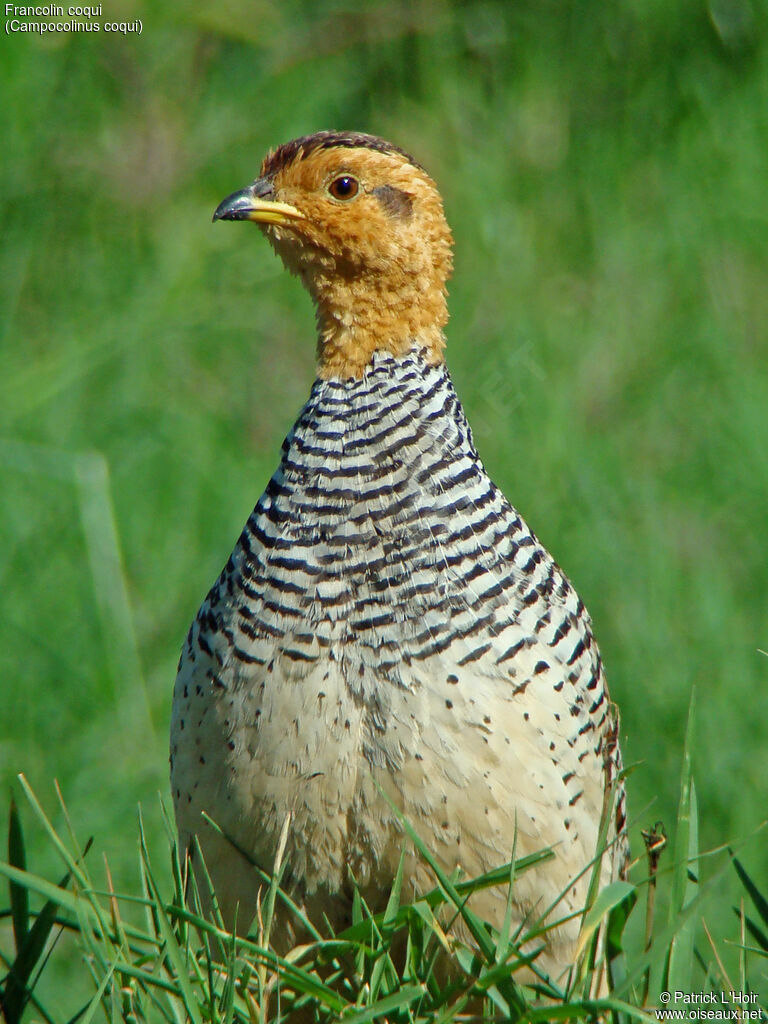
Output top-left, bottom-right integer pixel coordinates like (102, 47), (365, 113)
(372, 184), (413, 218)
(446, 674), (459, 684)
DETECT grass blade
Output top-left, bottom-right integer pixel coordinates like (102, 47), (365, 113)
(74, 451), (151, 736)
(337, 982), (426, 1024)
(577, 880), (635, 960)
(664, 692), (698, 996)
(137, 816), (203, 1024)
(8, 797), (29, 951)
(733, 854), (768, 931)
(0, 861), (74, 1024)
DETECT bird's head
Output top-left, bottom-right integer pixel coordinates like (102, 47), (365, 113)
(213, 131), (454, 379)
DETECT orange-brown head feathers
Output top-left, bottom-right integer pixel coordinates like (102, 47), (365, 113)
(213, 131), (454, 379)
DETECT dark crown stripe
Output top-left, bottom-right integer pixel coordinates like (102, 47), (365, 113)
(261, 131), (423, 178)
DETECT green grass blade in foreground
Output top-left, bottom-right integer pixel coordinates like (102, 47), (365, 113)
(77, 959), (117, 1024)
(572, 765), (629, 998)
(74, 451), (151, 736)
(259, 811), (291, 949)
(458, 942), (542, 1002)
(15, 776), (91, 891)
(577, 880), (635, 958)
(340, 847), (555, 950)
(521, 997), (659, 1023)
(384, 844), (405, 926)
(14, 775), (109, 945)
(496, 821), (519, 967)
(613, 840), (732, 1002)
(102, 854), (131, 966)
(200, 810), (323, 942)
(0, 862), (88, 925)
(138, 814), (204, 1024)
(739, 916), (768, 955)
(0, 872), (72, 1023)
(732, 854), (768, 935)
(605, 883), (638, 1003)
(218, 927), (238, 1024)
(165, 891), (352, 1012)
(372, 780), (496, 962)
(369, 853), (406, 1000)
(337, 982), (427, 1024)
(0, 859), (165, 959)
(7, 797), (29, 952)
(664, 693), (698, 997)
(372, 782), (531, 1019)
(1, 802), (80, 1024)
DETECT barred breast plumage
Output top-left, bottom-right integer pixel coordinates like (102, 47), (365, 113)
(170, 131), (627, 983)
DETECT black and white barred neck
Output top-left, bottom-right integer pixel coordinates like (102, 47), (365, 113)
(197, 345), (605, 722)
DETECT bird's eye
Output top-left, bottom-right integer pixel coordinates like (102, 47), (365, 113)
(328, 175), (359, 201)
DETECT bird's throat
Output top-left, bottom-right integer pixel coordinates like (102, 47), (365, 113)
(312, 272), (448, 380)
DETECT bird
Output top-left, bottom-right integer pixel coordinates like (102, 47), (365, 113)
(170, 130), (627, 984)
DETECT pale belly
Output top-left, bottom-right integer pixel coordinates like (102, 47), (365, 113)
(171, 638), (604, 970)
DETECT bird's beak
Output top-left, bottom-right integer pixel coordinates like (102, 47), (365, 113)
(213, 179), (304, 226)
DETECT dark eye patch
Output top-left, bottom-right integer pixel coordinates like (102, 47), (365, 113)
(372, 185), (413, 219)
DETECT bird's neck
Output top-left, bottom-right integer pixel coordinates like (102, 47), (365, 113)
(310, 268), (448, 380)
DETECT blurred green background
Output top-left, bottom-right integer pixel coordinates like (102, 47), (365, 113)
(1, 0), (767, 1003)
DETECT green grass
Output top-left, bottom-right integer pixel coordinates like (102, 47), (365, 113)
(1, 752), (766, 1021)
(1, 0), (767, 1010)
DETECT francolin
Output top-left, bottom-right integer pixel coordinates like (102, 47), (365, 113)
(171, 130), (627, 983)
